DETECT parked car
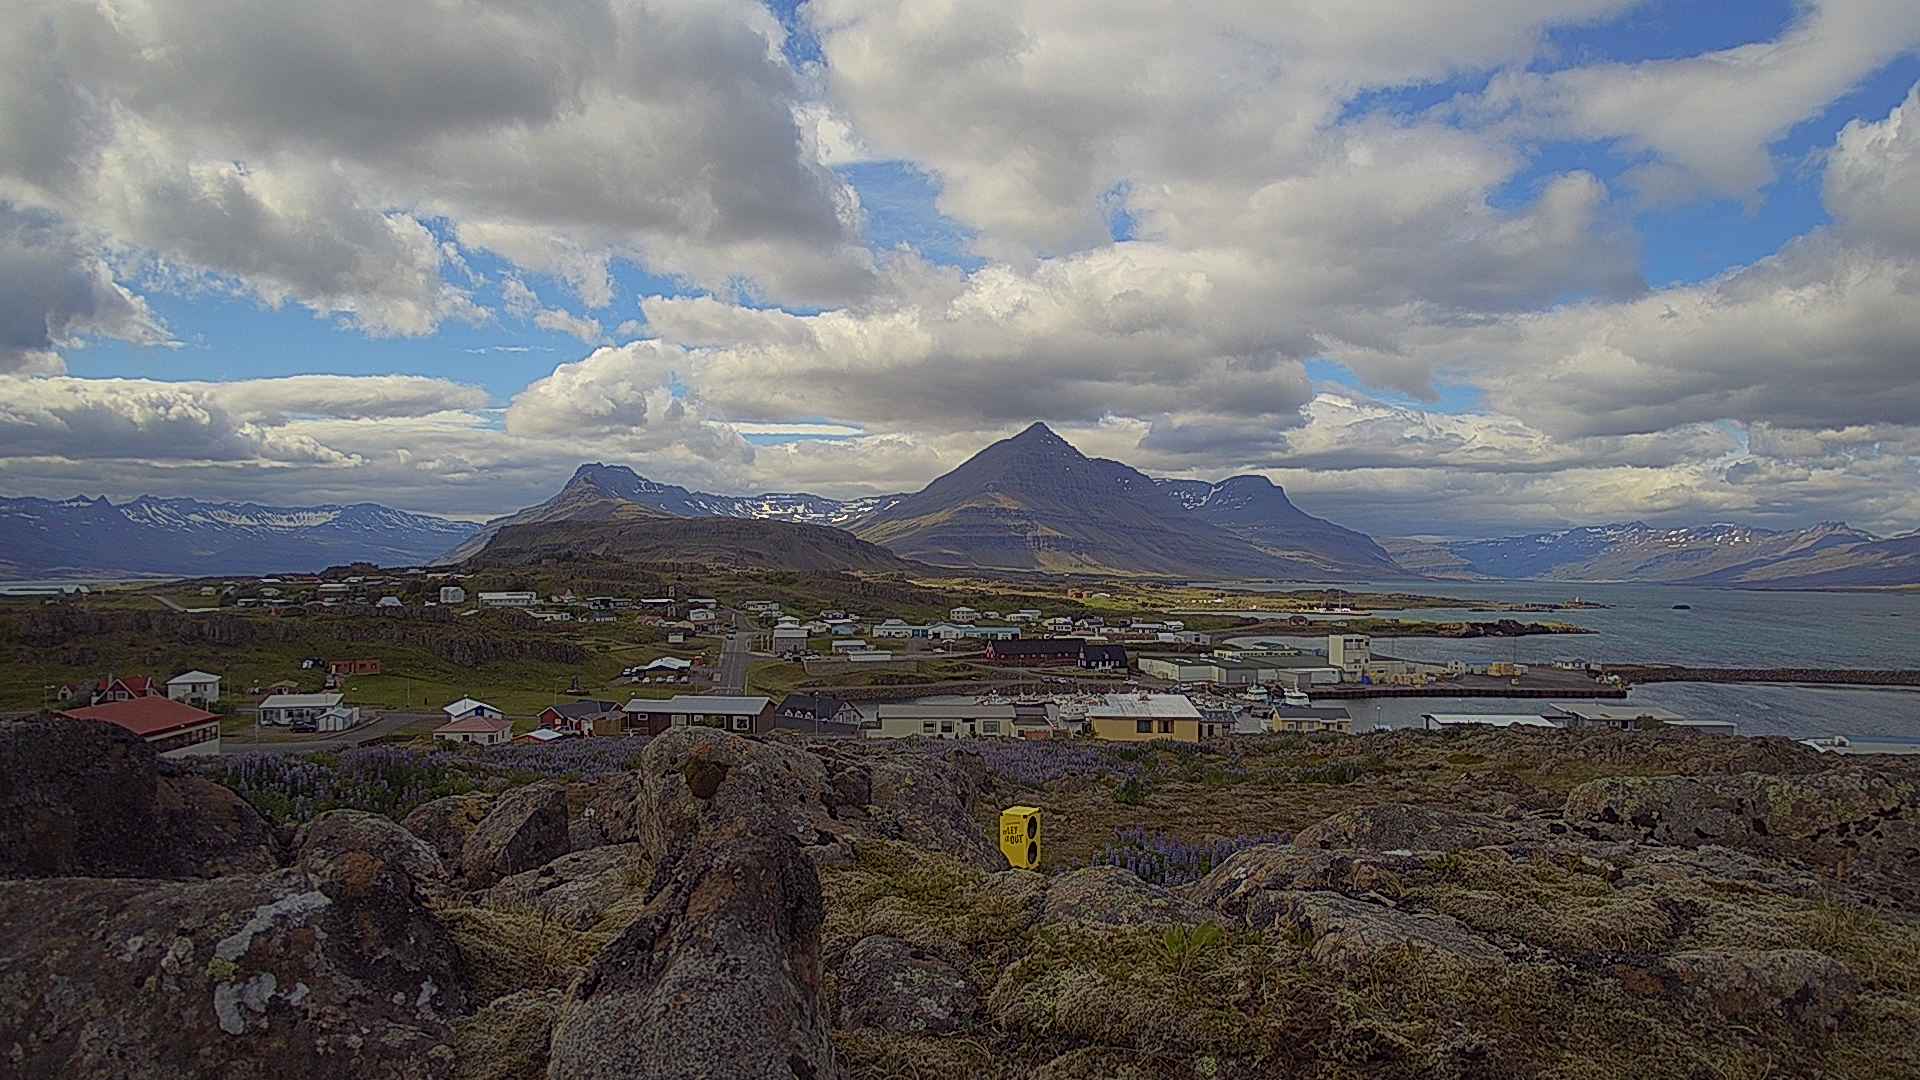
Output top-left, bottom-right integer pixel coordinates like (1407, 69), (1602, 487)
(292, 721), (317, 733)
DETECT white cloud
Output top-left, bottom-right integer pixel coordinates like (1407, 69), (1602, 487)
(0, 204), (172, 372)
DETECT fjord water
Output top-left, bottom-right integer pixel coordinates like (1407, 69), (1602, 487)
(1224, 581), (1920, 737)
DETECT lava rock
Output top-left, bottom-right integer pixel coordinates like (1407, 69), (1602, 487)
(836, 935), (979, 1034)
(403, 793), (495, 869)
(1040, 865), (1204, 928)
(463, 784), (570, 889)
(1664, 948), (1859, 1030)
(483, 844), (648, 930)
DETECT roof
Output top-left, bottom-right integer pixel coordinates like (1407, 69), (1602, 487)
(520, 727), (569, 742)
(1088, 694), (1204, 720)
(778, 692), (849, 718)
(876, 704), (1017, 721)
(1800, 735), (1920, 756)
(443, 697), (500, 716)
(60, 697), (219, 738)
(437, 715), (513, 734)
(1270, 705), (1353, 721)
(97, 675), (156, 693)
(1081, 643), (1128, 661)
(641, 657), (693, 670)
(623, 695), (771, 715)
(988, 638), (1084, 654)
(259, 693), (344, 709)
(1423, 713), (1562, 728)
(1550, 703), (1685, 721)
(167, 670), (221, 684)
(543, 699), (620, 719)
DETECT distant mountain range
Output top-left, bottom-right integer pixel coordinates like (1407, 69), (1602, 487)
(474, 516), (920, 573)
(0, 495), (479, 578)
(1393, 522), (1920, 588)
(455, 423), (1400, 579)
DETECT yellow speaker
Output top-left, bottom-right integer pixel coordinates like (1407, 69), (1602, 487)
(999, 805), (1041, 869)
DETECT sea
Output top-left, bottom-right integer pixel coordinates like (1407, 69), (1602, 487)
(1209, 580), (1920, 738)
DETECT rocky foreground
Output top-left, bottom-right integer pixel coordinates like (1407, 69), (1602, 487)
(3, 720), (1918, 1079)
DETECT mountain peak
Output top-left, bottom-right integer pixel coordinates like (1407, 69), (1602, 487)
(1009, 421), (1068, 445)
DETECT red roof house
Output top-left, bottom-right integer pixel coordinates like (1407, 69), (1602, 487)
(93, 675), (160, 703)
(59, 697), (221, 758)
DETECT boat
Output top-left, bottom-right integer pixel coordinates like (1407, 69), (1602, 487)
(1242, 685), (1270, 702)
(1280, 688), (1311, 707)
(1672, 604), (1692, 610)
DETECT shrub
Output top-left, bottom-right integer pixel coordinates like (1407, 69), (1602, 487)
(1112, 774), (1154, 805)
(1092, 826), (1287, 886)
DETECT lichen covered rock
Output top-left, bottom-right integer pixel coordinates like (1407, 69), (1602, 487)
(1040, 865), (1204, 928)
(463, 783), (570, 888)
(403, 793), (495, 868)
(836, 934), (979, 1034)
(483, 843), (648, 930)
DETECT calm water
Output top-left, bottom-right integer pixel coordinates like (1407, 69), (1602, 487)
(1220, 581), (1920, 738)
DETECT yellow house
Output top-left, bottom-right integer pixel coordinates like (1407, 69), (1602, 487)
(1085, 693), (1227, 743)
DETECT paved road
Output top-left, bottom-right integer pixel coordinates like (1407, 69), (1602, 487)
(717, 620), (752, 693)
(221, 711), (437, 754)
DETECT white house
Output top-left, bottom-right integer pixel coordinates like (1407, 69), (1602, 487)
(771, 626), (809, 653)
(433, 715), (513, 746)
(688, 607), (716, 624)
(258, 692), (345, 726)
(949, 606), (980, 622)
(871, 619), (917, 638)
(477, 591), (537, 608)
(440, 585), (466, 604)
(314, 705), (362, 732)
(443, 697), (504, 722)
(166, 670), (221, 706)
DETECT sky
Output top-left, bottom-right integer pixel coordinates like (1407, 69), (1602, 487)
(3, 0), (1919, 538)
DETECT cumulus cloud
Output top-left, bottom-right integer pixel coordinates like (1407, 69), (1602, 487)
(0, 205), (172, 372)
(0, 0), (873, 337)
(1468, 0), (1920, 201)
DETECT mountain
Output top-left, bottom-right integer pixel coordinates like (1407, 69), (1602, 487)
(848, 423), (1387, 577)
(0, 495), (480, 578)
(1376, 536), (1479, 578)
(1155, 475), (1403, 576)
(471, 516), (922, 573)
(439, 463), (902, 563)
(1428, 521), (1910, 585)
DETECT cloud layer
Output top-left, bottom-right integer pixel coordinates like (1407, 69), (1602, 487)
(2, 1), (1917, 539)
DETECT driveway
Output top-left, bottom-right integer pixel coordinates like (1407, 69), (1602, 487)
(220, 711), (439, 754)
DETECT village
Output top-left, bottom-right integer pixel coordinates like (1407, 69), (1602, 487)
(33, 569), (1763, 763)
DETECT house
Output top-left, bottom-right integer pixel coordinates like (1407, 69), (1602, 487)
(830, 639), (870, 653)
(687, 607), (716, 624)
(1086, 694), (1219, 742)
(328, 658), (383, 677)
(622, 695), (775, 736)
(314, 705), (362, 733)
(59, 697), (221, 758)
(1079, 644), (1128, 670)
(869, 704), (1016, 739)
(433, 715), (513, 746)
(444, 698), (505, 722)
(629, 656), (694, 683)
(771, 626), (809, 653)
(1421, 713), (1560, 731)
(477, 591), (538, 608)
(258, 692), (346, 726)
(165, 670), (221, 706)
(774, 693), (863, 734)
(983, 638), (1085, 665)
(92, 674), (159, 704)
(871, 619), (918, 638)
(440, 585), (466, 604)
(949, 606), (980, 623)
(516, 727), (570, 744)
(825, 620), (860, 636)
(1268, 705), (1355, 735)
(1547, 703), (1691, 731)
(539, 699), (623, 736)
(377, 596), (404, 609)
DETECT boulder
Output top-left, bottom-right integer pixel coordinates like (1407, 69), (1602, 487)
(836, 934), (979, 1035)
(403, 793), (495, 868)
(1292, 803), (1522, 852)
(484, 844), (649, 930)
(545, 824), (840, 1080)
(463, 784), (570, 888)
(0, 849), (465, 1078)
(298, 809), (447, 889)
(1189, 845), (1438, 928)
(980, 868), (1049, 933)
(1040, 866), (1205, 928)
(0, 718), (278, 880)
(1274, 892), (1508, 975)
(614, 729), (997, 872)
(1565, 771), (1920, 905)
(1663, 949), (1859, 1030)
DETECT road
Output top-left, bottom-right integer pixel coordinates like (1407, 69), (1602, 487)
(716, 612), (754, 693)
(220, 711), (438, 754)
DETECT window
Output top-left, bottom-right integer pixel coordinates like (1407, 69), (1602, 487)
(1158, 719), (1173, 733)
(921, 721), (936, 734)
(982, 721), (1001, 734)
(732, 716), (749, 732)
(1136, 719), (1152, 733)
(940, 721), (955, 735)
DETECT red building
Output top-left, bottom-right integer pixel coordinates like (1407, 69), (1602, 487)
(90, 675), (159, 703)
(328, 659), (383, 676)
